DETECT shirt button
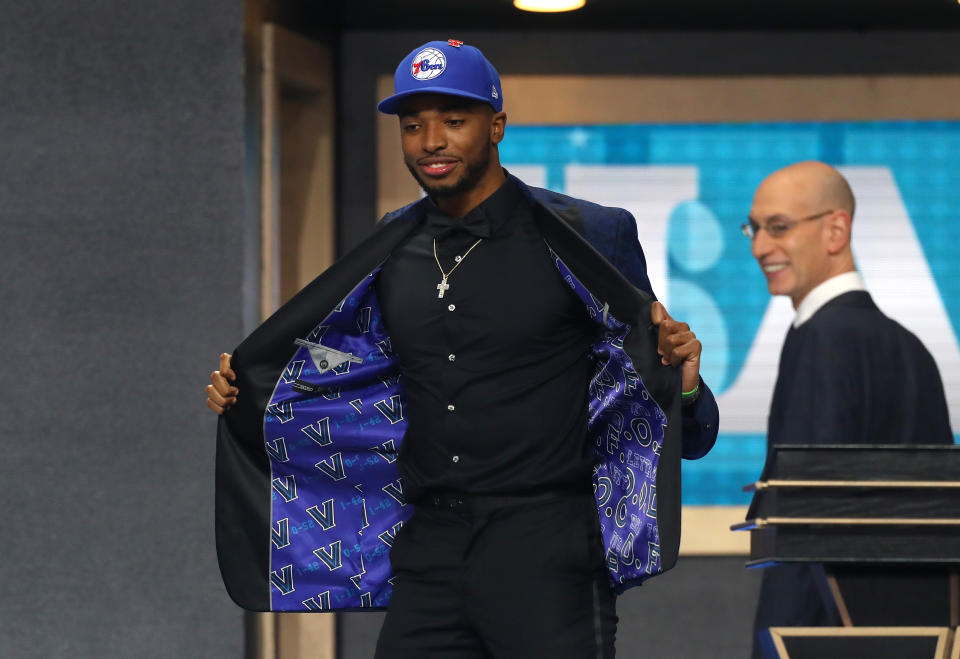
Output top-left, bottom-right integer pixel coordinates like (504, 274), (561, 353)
(452, 455), (460, 463)
(447, 304), (456, 312)
(448, 353), (456, 362)
(447, 404), (455, 412)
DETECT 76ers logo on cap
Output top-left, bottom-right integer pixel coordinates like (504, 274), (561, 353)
(410, 47), (446, 81)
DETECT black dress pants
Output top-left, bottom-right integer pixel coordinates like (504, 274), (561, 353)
(374, 493), (618, 659)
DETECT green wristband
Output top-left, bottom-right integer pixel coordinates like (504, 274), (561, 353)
(681, 383), (700, 400)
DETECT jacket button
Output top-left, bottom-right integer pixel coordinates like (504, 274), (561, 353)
(448, 304), (456, 311)
(452, 455), (460, 463)
(448, 353), (456, 362)
(447, 404), (455, 412)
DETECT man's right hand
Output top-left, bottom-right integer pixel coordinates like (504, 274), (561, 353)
(206, 352), (238, 414)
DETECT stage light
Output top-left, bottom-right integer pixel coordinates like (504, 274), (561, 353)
(514, 0), (586, 12)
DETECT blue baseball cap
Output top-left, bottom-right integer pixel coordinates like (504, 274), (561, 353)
(377, 40), (503, 115)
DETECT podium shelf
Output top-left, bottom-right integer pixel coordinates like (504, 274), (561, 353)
(736, 517), (960, 530)
(762, 445), (960, 481)
(748, 480), (960, 491)
(745, 522), (960, 564)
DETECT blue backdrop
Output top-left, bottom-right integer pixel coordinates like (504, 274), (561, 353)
(501, 121), (960, 504)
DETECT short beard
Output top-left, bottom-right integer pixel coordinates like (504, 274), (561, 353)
(406, 147), (492, 199)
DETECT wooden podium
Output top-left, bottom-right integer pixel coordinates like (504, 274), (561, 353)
(733, 445), (960, 659)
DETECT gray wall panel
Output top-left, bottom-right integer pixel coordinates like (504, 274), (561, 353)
(0, 1), (247, 656)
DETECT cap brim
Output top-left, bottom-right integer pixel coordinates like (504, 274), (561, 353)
(377, 87), (496, 114)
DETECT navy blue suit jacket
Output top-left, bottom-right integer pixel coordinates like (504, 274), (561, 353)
(215, 174), (719, 611)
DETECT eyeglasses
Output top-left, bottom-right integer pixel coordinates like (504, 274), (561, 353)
(741, 209), (835, 239)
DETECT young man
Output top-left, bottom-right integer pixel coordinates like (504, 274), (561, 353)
(208, 40), (719, 658)
(744, 161), (953, 658)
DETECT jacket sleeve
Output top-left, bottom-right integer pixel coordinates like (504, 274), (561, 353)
(680, 377), (718, 459)
(614, 209), (719, 460)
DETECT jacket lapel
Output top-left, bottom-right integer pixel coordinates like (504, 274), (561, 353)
(216, 208), (424, 611)
(524, 186), (685, 585)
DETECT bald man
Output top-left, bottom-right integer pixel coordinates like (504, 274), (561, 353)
(744, 161), (952, 658)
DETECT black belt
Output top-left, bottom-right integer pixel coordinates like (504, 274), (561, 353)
(419, 488), (588, 515)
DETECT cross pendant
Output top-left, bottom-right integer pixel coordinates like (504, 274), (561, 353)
(437, 277), (450, 299)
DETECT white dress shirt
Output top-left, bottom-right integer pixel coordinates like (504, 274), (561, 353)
(793, 271), (866, 328)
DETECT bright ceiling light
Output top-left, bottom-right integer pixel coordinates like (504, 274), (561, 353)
(514, 0), (586, 12)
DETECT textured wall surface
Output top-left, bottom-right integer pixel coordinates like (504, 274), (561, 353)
(0, 2), (248, 656)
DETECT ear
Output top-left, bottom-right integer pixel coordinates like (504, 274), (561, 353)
(490, 111), (507, 145)
(824, 210), (852, 255)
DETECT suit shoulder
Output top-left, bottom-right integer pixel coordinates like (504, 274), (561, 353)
(521, 179), (653, 291)
(809, 302), (935, 359)
(885, 315), (939, 361)
(807, 300), (884, 335)
(378, 197), (429, 225)
(527, 185), (632, 229)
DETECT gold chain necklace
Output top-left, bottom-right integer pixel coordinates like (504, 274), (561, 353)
(432, 237), (483, 299)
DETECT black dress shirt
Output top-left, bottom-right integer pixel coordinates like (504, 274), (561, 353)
(376, 178), (600, 501)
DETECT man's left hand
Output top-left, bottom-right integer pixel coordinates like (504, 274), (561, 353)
(651, 301), (702, 394)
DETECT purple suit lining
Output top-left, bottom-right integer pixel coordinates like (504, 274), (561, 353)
(264, 253), (667, 611)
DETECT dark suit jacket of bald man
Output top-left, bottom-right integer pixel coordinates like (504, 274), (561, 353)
(751, 290), (953, 658)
